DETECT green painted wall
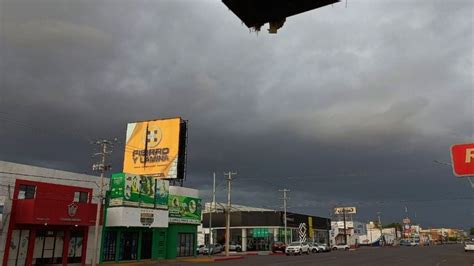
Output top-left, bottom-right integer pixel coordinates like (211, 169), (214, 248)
(165, 224), (198, 259)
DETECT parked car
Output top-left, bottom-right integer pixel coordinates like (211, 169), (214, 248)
(196, 244), (206, 255)
(224, 241), (242, 252)
(464, 242), (474, 252)
(202, 243), (223, 255)
(285, 241), (310, 255)
(271, 241), (287, 253)
(308, 242), (321, 253)
(332, 244), (350, 251)
(316, 243), (330, 252)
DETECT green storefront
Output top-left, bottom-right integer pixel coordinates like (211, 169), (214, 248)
(100, 173), (201, 263)
(165, 189), (202, 259)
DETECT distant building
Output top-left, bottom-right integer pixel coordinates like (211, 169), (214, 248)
(201, 203), (331, 251)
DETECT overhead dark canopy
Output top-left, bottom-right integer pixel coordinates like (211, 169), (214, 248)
(222, 0), (339, 33)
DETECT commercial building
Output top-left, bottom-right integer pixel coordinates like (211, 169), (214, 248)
(0, 160), (105, 266)
(100, 173), (201, 263)
(201, 203), (331, 251)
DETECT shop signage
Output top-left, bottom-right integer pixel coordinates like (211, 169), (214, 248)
(168, 195), (202, 224)
(299, 223), (307, 242)
(107, 207), (168, 228)
(450, 143), (474, 177)
(123, 118), (182, 178)
(334, 207), (357, 214)
(308, 217), (314, 239)
(110, 173), (169, 209)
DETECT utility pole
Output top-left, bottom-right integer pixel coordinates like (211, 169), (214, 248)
(91, 139), (116, 266)
(224, 171), (236, 256)
(279, 189), (290, 244)
(377, 212), (383, 246)
(342, 208), (347, 245)
(209, 172), (216, 251)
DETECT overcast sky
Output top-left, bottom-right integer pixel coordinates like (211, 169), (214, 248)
(1, 0), (473, 229)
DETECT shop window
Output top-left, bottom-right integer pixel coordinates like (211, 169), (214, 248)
(18, 184), (36, 199)
(33, 230), (64, 264)
(68, 231), (84, 263)
(74, 191), (88, 203)
(103, 231), (117, 262)
(8, 229), (29, 266)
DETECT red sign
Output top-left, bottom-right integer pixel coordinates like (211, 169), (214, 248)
(450, 143), (474, 177)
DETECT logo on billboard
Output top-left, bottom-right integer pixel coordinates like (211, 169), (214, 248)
(123, 118), (182, 178)
(146, 125), (162, 148)
(68, 203), (78, 217)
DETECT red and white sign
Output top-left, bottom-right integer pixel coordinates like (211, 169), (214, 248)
(450, 143), (474, 177)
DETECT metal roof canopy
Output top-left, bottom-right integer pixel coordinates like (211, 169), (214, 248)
(222, 0), (339, 33)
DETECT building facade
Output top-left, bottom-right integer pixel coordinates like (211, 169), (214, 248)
(0, 160), (104, 266)
(100, 173), (201, 263)
(201, 203), (331, 251)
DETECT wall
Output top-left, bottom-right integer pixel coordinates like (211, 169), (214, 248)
(0, 160), (106, 265)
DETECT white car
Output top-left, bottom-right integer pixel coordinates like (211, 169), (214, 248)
(465, 242), (474, 252)
(332, 244), (350, 251)
(308, 242), (321, 253)
(285, 242), (310, 255)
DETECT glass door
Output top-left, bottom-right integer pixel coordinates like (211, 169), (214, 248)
(177, 233), (195, 257)
(120, 232), (139, 261)
(141, 231), (152, 259)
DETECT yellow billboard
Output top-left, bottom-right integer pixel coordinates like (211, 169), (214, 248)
(123, 117), (181, 178)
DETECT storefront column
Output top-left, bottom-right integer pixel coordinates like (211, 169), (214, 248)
(82, 227), (89, 266)
(273, 228), (278, 242)
(241, 229), (247, 252)
(62, 230), (71, 266)
(25, 229), (36, 266)
(115, 228), (122, 262)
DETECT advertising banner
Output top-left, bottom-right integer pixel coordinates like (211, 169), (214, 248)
(168, 195), (202, 224)
(123, 118), (181, 178)
(110, 173), (169, 209)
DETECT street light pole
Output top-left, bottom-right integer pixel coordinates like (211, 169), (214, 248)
(279, 189), (290, 244)
(209, 172), (216, 251)
(224, 171), (236, 256)
(91, 139), (115, 266)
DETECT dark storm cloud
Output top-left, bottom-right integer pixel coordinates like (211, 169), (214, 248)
(0, 0), (472, 228)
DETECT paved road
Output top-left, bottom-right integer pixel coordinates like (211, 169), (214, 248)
(163, 244), (474, 266)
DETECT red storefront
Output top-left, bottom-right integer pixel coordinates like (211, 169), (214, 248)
(3, 179), (98, 266)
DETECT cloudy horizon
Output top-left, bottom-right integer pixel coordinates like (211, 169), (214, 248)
(0, 0), (472, 229)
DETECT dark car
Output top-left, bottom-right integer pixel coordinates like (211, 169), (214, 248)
(272, 241), (287, 253)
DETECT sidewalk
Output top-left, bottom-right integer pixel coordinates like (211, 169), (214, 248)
(98, 255), (244, 266)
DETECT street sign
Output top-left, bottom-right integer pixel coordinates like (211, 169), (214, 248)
(334, 207), (357, 214)
(450, 143), (474, 177)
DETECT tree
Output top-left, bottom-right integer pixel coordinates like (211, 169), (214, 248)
(470, 227), (474, 236)
(384, 223), (402, 231)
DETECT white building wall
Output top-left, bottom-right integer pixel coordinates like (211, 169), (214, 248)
(0, 160), (107, 264)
